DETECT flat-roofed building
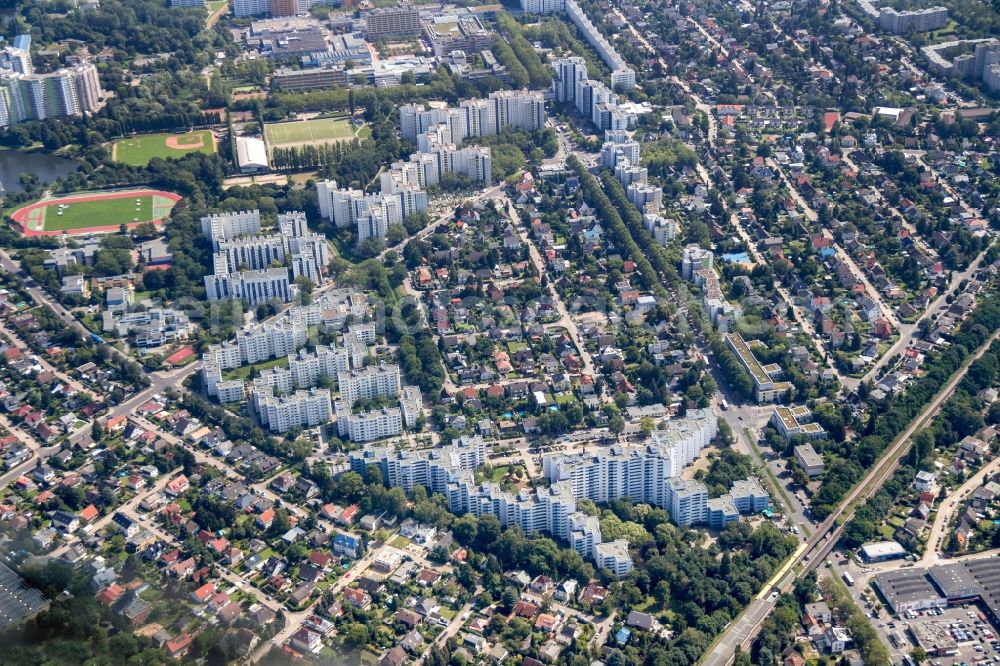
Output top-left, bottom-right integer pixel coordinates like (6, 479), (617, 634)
(725, 333), (792, 403)
(365, 6), (421, 38)
(794, 443), (825, 478)
(873, 569), (946, 614)
(771, 405), (826, 440)
(859, 540), (906, 563)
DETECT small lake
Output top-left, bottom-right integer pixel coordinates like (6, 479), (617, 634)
(0, 150), (80, 194)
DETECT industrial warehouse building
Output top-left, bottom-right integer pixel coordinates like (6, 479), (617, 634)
(874, 558), (1000, 623)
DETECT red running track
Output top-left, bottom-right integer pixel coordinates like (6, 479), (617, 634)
(11, 189), (182, 237)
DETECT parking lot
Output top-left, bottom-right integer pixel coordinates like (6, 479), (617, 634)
(883, 603), (1000, 666)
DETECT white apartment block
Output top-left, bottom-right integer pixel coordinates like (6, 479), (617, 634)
(204, 268), (293, 305)
(0, 61), (105, 128)
(615, 162), (647, 187)
(202, 209), (327, 303)
(357, 209), (388, 246)
(399, 103), (467, 142)
(564, 0), (635, 89)
(215, 379), (245, 403)
(666, 476), (767, 528)
(626, 182), (662, 212)
(365, 6), (421, 38)
(201, 290), (372, 401)
(254, 387), (333, 433)
(214, 234), (286, 274)
(404, 140), (492, 187)
(287, 345), (350, 388)
(490, 90), (546, 132)
(877, 6), (947, 33)
(281, 211), (329, 285)
(667, 477), (708, 525)
(400, 386), (423, 428)
(350, 437), (634, 574)
(201, 210), (262, 249)
(338, 363), (401, 405)
(335, 401), (403, 442)
(593, 102), (628, 132)
(594, 540), (632, 576)
(400, 91), (546, 142)
(601, 134), (641, 170)
(380, 167), (429, 219)
(645, 213), (678, 246)
(542, 409), (718, 509)
(316, 180), (408, 237)
(681, 244), (714, 280)
(521, 0), (565, 13)
(574, 78), (616, 121)
(203, 364), (245, 403)
(241, 317), (308, 363)
(233, 0), (269, 17)
(552, 56), (587, 104)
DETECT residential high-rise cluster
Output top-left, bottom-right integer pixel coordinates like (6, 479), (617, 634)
(350, 410), (765, 575)
(523, 0), (635, 90)
(201, 289), (424, 436)
(316, 168), (428, 246)
(599, 129), (676, 245)
(923, 39), (1000, 93)
(334, 384), (422, 443)
(856, 0), (947, 33)
(201, 292), (370, 403)
(315, 93), (538, 245)
(399, 90), (546, 143)
(0, 36), (104, 127)
(552, 57), (639, 132)
(202, 210), (329, 305)
(349, 435), (630, 575)
(232, 0), (322, 18)
(333, 364), (422, 443)
(364, 6), (422, 38)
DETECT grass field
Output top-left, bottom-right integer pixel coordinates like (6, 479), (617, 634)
(46, 197), (157, 230)
(112, 130), (216, 166)
(264, 117), (366, 148)
(12, 189), (181, 236)
(222, 355), (289, 381)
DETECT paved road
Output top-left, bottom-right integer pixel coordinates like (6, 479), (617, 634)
(119, 503), (281, 613)
(250, 536), (399, 663)
(768, 158), (902, 330)
(505, 198), (605, 394)
(703, 325), (1000, 666)
(48, 466), (183, 560)
(920, 455), (1000, 567)
(0, 249), (133, 362)
(125, 414), (315, 526)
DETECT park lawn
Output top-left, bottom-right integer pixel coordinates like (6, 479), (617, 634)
(264, 117), (360, 146)
(113, 130), (215, 166)
(222, 355), (288, 380)
(43, 196), (156, 231)
(489, 465), (511, 482)
(206, 0), (227, 10)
